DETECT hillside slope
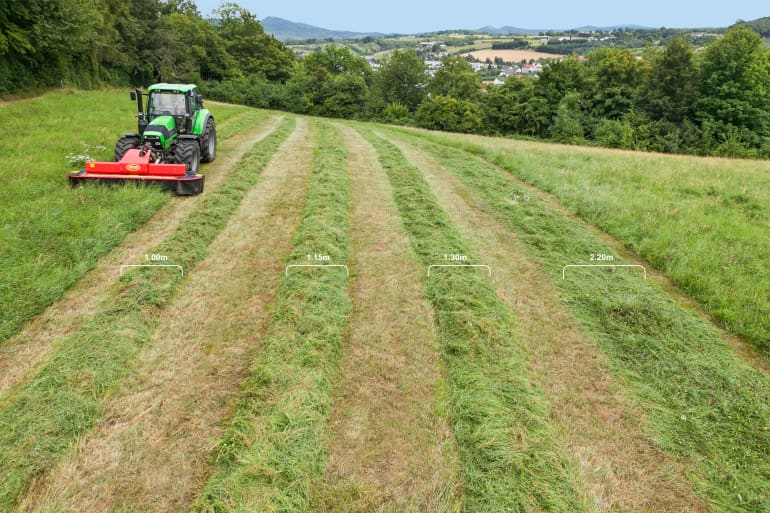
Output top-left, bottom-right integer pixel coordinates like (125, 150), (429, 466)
(1, 91), (769, 512)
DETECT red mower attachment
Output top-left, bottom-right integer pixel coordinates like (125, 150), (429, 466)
(68, 147), (205, 195)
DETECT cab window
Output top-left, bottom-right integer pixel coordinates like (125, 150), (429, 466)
(149, 92), (186, 116)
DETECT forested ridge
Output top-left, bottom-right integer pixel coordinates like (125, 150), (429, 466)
(2, 0), (770, 157)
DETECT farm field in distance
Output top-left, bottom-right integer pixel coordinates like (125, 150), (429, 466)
(463, 48), (563, 62)
(1, 90), (769, 513)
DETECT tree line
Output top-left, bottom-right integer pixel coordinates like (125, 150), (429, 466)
(2, 1), (769, 157)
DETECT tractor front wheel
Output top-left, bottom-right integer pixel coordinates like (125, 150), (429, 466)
(175, 140), (201, 176)
(115, 136), (140, 161)
(201, 118), (217, 163)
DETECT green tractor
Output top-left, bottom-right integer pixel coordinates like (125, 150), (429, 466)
(69, 83), (215, 195)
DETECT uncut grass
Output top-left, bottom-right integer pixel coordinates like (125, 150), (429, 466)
(194, 122), (352, 513)
(358, 128), (589, 513)
(0, 89), (253, 343)
(394, 127), (770, 355)
(0, 118), (296, 512)
(396, 131), (770, 511)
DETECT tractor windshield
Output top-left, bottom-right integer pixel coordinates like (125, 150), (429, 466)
(149, 92), (186, 116)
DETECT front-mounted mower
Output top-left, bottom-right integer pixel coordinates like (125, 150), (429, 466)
(68, 83), (216, 195)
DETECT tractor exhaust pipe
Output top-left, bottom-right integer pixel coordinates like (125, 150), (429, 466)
(130, 88), (144, 114)
(130, 88), (148, 136)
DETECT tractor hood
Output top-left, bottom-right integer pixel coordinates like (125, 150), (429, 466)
(143, 116), (177, 150)
(146, 115), (177, 132)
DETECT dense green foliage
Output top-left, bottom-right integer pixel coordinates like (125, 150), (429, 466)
(2, 1), (770, 156)
(0, 0), (292, 92)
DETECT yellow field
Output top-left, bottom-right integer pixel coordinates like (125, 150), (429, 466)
(464, 49), (562, 62)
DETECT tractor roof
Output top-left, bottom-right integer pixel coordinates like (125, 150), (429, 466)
(148, 83), (197, 93)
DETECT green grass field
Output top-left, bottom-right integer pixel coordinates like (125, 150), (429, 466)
(0, 90), (769, 513)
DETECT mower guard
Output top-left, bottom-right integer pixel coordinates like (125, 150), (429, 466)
(68, 148), (204, 195)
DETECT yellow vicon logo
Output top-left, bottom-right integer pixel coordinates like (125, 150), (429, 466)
(125, 163), (141, 172)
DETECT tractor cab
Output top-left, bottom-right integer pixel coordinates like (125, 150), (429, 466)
(142, 85), (201, 135)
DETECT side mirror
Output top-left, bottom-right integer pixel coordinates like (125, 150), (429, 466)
(130, 91), (137, 101)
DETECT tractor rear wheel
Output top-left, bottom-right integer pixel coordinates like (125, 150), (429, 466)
(175, 140), (201, 176)
(115, 136), (140, 161)
(201, 118), (217, 163)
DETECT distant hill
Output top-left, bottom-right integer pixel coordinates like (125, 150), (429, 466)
(572, 24), (652, 31)
(261, 16), (710, 41)
(734, 16), (770, 37)
(261, 16), (386, 41)
(476, 26), (547, 35)
(474, 24), (652, 34)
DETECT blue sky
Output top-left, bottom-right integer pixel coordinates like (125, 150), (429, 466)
(194, 0), (768, 33)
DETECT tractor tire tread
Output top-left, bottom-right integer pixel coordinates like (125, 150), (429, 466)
(175, 140), (201, 176)
(201, 117), (217, 163)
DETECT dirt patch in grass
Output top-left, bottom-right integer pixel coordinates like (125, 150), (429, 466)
(0, 115), (282, 402)
(20, 119), (313, 513)
(313, 125), (462, 513)
(386, 134), (706, 513)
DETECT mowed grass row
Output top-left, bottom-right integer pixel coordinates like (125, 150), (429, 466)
(359, 128), (589, 513)
(0, 118), (296, 512)
(0, 90), (258, 342)
(216, 108), (270, 140)
(195, 122), (352, 513)
(398, 128), (770, 354)
(392, 130), (770, 511)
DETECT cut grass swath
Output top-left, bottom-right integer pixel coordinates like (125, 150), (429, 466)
(392, 127), (770, 355)
(358, 127), (589, 513)
(394, 130), (770, 512)
(216, 108), (270, 140)
(0, 118), (295, 512)
(195, 122), (352, 513)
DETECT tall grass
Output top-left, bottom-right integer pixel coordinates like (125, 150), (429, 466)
(359, 127), (589, 513)
(395, 131), (770, 511)
(195, 122), (352, 513)
(394, 128), (770, 355)
(0, 90), (258, 343)
(0, 118), (295, 512)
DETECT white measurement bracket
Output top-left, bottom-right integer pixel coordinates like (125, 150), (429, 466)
(120, 264), (184, 276)
(562, 264), (646, 280)
(427, 264), (492, 277)
(285, 264), (350, 277)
